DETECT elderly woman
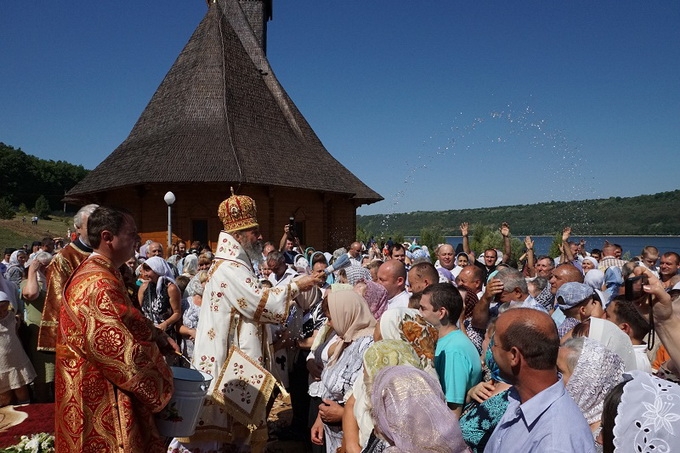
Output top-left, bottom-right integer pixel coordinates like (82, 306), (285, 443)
(138, 256), (182, 344)
(20, 251), (53, 402)
(354, 278), (389, 321)
(0, 290), (36, 407)
(571, 317), (638, 372)
(310, 288), (376, 453)
(343, 307), (438, 452)
(343, 339), (425, 453)
(4, 249), (28, 289)
(181, 253), (199, 278)
(582, 256), (599, 274)
(558, 337), (625, 437)
(179, 270), (208, 362)
(369, 365), (469, 453)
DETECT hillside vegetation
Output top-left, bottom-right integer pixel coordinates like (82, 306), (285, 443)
(0, 142), (89, 215)
(358, 190), (680, 236)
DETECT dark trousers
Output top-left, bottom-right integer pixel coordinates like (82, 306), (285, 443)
(289, 349), (312, 437)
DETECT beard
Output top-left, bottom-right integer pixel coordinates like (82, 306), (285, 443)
(240, 238), (264, 265)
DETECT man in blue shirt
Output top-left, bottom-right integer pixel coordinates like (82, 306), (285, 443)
(485, 308), (595, 452)
(419, 283), (482, 416)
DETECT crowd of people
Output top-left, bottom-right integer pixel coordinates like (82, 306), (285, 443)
(2, 198), (680, 452)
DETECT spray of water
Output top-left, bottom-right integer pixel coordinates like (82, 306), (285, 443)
(376, 101), (597, 235)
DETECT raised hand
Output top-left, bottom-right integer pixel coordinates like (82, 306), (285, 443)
(562, 226), (571, 242)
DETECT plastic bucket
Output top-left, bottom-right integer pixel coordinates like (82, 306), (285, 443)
(156, 366), (213, 437)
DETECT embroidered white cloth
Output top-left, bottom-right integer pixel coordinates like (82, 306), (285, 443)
(614, 370), (680, 452)
(183, 231), (300, 443)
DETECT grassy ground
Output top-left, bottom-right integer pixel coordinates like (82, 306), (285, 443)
(0, 213), (73, 250)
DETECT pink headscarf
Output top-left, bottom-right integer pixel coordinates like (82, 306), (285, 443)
(361, 279), (389, 320)
(370, 365), (468, 453)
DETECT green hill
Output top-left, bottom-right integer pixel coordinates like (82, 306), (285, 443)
(358, 190), (680, 236)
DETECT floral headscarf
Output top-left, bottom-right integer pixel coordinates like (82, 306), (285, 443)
(370, 366), (468, 453)
(379, 307), (437, 372)
(363, 339), (421, 386)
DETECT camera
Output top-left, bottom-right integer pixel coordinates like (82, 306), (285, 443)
(625, 275), (648, 301)
(287, 217), (296, 239)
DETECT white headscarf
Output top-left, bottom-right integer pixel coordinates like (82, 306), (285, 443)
(143, 256), (176, 294)
(584, 269), (605, 291)
(613, 370), (680, 452)
(588, 317), (637, 372)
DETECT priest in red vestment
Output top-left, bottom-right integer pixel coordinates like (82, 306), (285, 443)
(56, 206), (175, 452)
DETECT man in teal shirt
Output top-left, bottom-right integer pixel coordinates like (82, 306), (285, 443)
(419, 283), (482, 416)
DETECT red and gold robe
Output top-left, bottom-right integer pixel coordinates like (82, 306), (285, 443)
(38, 239), (91, 351)
(56, 254), (174, 453)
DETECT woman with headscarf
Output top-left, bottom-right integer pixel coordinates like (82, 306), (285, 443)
(4, 249), (28, 290)
(459, 318), (511, 453)
(138, 256), (182, 344)
(600, 370), (680, 452)
(452, 252), (469, 279)
(0, 289), (36, 407)
(584, 268), (605, 292)
(343, 339), (426, 453)
(181, 253), (198, 278)
(582, 256), (599, 274)
(179, 270), (209, 362)
(572, 317), (638, 372)
(375, 306), (437, 372)
(559, 337), (625, 438)
(310, 287), (376, 453)
(20, 251), (53, 402)
(354, 278), (389, 321)
(369, 365), (469, 453)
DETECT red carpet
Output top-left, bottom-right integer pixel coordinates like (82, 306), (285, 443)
(0, 403), (55, 448)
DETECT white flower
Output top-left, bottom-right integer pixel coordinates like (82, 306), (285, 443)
(641, 383), (680, 435)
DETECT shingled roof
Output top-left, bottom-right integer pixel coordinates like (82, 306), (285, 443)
(67, 0), (382, 205)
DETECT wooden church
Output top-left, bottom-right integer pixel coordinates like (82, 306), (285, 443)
(65, 0), (382, 252)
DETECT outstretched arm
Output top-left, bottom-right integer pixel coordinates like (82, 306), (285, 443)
(461, 222), (471, 255)
(524, 236), (536, 277)
(562, 227), (575, 262)
(500, 222), (511, 263)
(634, 267), (680, 365)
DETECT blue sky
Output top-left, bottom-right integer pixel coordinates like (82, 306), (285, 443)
(2, 1), (679, 216)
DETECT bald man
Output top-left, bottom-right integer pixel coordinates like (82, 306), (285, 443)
(377, 260), (409, 309)
(436, 244), (456, 271)
(486, 308), (595, 452)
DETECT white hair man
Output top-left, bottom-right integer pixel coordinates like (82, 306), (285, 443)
(38, 203), (98, 352)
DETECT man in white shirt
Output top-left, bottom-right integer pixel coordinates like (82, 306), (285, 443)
(377, 260), (409, 309)
(605, 296), (653, 372)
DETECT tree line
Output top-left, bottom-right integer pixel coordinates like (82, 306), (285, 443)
(358, 190), (680, 237)
(0, 142), (89, 219)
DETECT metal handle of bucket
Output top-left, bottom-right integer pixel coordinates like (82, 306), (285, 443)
(175, 352), (212, 392)
(175, 351), (196, 369)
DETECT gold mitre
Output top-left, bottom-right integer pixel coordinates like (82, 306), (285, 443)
(218, 188), (259, 233)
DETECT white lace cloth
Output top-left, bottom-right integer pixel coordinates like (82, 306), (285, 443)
(614, 370), (680, 452)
